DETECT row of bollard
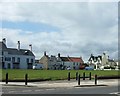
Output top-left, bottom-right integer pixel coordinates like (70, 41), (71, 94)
(78, 74), (97, 85)
(5, 73), (28, 85)
(68, 72), (92, 81)
(5, 72), (97, 86)
(68, 72), (97, 85)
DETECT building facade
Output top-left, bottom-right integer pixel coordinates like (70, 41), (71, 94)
(88, 53), (117, 70)
(0, 38), (35, 69)
(39, 52), (84, 70)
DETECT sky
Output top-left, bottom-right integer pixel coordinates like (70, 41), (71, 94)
(0, 1), (118, 62)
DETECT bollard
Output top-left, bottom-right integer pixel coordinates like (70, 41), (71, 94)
(89, 72), (91, 80)
(25, 74), (28, 85)
(83, 72), (85, 80)
(5, 73), (8, 84)
(95, 74), (97, 85)
(78, 74), (80, 85)
(68, 72), (70, 81)
(76, 72), (78, 80)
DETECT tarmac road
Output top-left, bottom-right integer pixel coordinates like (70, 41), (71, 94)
(2, 85), (119, 94)
(1, 79), (119, 95)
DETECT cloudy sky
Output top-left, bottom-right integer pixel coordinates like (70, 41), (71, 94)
(0, 1), (118, 61)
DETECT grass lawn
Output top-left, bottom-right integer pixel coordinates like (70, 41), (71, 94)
(1, 69), (119, 81)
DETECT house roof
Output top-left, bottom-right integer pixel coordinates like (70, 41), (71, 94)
(60, 57), (84, 63)
(0, 42), (35, 56)
(68, 57), (84, 63)
(88, 55), (102, 61)
(60, 57), (69, 61)
(0, 42), (7, 51)
(108, 59), (115, 62)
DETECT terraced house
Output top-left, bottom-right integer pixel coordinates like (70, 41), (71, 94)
(39, 52), (84, 70)
(0, 38), (35, 69)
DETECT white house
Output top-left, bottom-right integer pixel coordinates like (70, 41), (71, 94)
(88, 53), (117, 70)
(33, 60), (44, 69)
(57, 53), (84, 70)
(0, 38), (35, 69)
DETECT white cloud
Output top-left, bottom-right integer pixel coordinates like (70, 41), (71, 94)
(0, 2), (118, 61)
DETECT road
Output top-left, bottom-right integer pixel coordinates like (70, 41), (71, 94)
(2, 85), (119, 95)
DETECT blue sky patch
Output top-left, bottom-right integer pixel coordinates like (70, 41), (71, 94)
(1, 20), (61, 33)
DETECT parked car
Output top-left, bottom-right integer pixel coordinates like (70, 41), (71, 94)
(67, 67), (71, 70)
(33, 64), (43, 70)
(85, 67), (94, 70)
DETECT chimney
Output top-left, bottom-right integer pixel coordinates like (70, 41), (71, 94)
(91, 54), (93, 56)
(103, 52), (106, 55)
(58, 53), (60, 57)
(17, 41), (20, 50)
(2, 38), (6, 45)
(29, 44), (32, 52)
(44, 51), (46, 56)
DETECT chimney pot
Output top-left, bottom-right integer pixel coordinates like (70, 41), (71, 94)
(2, 38), (6, 45)
(17, 41), (20, 50)
(58, 53), (60, 57)
(29, 44), (32, 52)
(44, 51), (46, 56)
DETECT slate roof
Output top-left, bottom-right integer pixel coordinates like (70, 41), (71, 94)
(0, 42), (35, 56)
(0, 42), (7, 51)
(60, 57), (69, 61)
(88, 55), (102, 61)
(108, 59), (115, 62)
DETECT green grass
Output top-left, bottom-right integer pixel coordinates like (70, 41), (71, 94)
(1, 69), (119, 81)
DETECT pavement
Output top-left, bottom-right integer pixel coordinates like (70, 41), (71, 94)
(0, 79), (119, 88)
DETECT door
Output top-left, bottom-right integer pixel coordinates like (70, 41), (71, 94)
(8, 63), (11, 69)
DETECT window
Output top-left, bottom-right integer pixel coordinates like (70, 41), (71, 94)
(77, 63), (78, 65)
(8, 63), (11, 69)
(17, 58), (20, 63)
(31, 59), (33, 63)
(2, 51), (4, 55)
(13, 63), (19, 69)
(26, 58), (29, 63)
(27, 63), (33, 69)
(2, 57), (4, 62)
(73, 62), (75, 65)
(5, 57), (11, 61)
(12, 57), (15, 62)
(2, 62), (5, 69)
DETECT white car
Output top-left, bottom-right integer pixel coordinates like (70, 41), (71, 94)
(67, 67), (71, 70)
(33, 64), (43, 70)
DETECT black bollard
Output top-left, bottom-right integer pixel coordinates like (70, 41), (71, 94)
(76, 72), (78, 80)
(83, 72), (85, 80)
(25, 74), (28, 85)
(95, 74), (97, 85)
(6, 73), (8, 84)
(68, 72), (70, 81)
(89, 72), (91, 80)
(78, 74), (80, 85)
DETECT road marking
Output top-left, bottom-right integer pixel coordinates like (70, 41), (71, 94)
(8, 91), (16, 93)
(22, 90), (32, 92)
(46, 89), (55, 91)
(35, 90), (43, 92)
(109, 92), (119, 94)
